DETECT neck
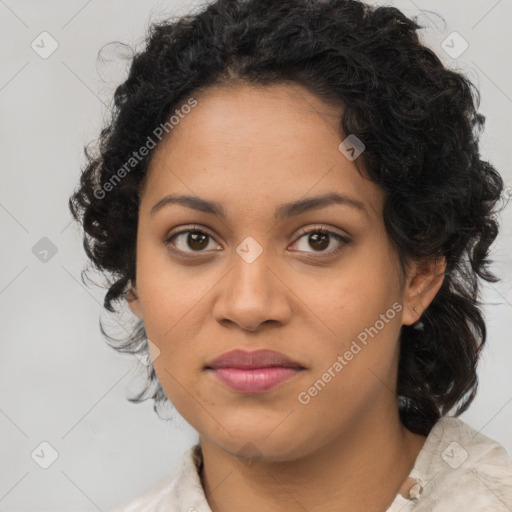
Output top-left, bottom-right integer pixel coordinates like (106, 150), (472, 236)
(199, 405), (427, 512)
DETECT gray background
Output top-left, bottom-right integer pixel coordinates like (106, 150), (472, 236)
(1, 0), (511, 510)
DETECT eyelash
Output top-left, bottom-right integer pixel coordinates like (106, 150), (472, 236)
(164, 224), (350, 258)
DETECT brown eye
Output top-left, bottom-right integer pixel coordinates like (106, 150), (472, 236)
(165, 228), (220, 254)
(291, 227), (349, 255)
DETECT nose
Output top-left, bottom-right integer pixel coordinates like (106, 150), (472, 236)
(212, 248), (292, 332)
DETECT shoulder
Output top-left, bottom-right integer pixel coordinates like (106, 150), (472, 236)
(108, 444), (208, 512)
(409, 416), (512, 511)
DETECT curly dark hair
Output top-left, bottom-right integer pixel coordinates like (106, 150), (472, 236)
(68, 0), (504, 436)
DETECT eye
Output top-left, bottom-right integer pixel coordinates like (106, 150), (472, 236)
(165, 225), (221, 255)
(290, 225), (350, 256)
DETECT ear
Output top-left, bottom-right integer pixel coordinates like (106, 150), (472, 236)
(401, 256), (446, 326)
(126, 282), (143, 318)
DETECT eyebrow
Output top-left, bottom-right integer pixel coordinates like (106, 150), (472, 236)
(150, 192), (368, 221)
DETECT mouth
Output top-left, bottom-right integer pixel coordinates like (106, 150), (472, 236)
(206, 367), (304, 393)
(204, 349), (305, 393)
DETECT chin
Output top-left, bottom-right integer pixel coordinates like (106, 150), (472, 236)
(201, 421), (320, 463)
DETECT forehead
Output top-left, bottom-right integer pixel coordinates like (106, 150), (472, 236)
(140, 82), (383, 219)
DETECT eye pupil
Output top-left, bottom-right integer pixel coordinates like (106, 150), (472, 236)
(188, 231), (208, 250)
(309, 232), (329, 251)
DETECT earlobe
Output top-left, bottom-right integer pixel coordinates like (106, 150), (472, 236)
(402, 257), (446, 326)
(126, 284), (143, 318)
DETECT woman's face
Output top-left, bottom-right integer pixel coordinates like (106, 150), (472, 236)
(128, 83), (431, 461)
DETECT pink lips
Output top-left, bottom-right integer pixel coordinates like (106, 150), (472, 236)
(205, 349), (304, 393)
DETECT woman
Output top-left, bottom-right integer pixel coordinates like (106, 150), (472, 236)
(68, 0), (512, 510)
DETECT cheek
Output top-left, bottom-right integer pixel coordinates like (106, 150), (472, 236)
(135, 247), (210, 380)
(136, 241), (206, 330)
(292, 243), (401, 343)
(289, 244), (403, 393)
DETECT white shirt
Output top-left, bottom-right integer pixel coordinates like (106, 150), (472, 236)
(111, 417), (512, 511)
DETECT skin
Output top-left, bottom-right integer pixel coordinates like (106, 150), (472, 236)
(127, 82), (446, 512)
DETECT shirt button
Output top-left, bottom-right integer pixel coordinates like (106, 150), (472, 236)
(408, 479), (423, 501)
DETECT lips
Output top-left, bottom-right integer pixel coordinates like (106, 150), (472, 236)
(204, 349), (304, 370)
(205, 349), (305, 393)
